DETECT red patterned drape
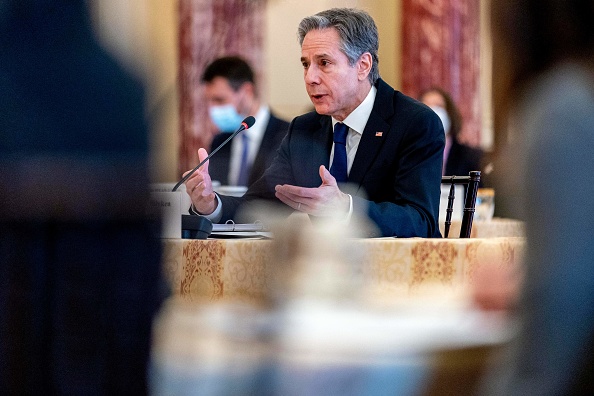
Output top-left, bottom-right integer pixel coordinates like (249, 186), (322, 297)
(178, 0), (266, 177)
(401, 0), (481, 146)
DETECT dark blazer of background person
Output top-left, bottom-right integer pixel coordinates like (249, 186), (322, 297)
(218, 78), (445, 238)
(444, 139), (483, 177)
(476, 0), (594, 394)
(0, 1), (165, 394)
(209, 112), (289, 186)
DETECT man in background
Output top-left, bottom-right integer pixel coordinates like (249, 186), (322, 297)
(202, 56), (289, 187)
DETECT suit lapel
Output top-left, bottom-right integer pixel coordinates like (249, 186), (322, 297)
(302, 116), (333, 186)
(348, 80), (394, 188)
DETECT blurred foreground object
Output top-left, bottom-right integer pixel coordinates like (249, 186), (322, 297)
(475, 188), (495, 222)
(480, 0), (594, 394)
(0, 1), (165, 394)
(152, 214), (518, 395)
(471, 260), (523, 313)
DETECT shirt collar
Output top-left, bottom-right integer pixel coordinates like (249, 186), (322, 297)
(245, 105), (270, 141)
(331, 85), (377, 134)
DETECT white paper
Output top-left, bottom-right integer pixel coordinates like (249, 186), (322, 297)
(150, 191), (182, 238)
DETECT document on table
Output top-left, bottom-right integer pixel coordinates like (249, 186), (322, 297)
(210, 221), (271, 238)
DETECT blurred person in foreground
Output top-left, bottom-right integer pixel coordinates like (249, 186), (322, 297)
(203, 56), (290, 187)
(0, 0), (165, 394)
(419, 87), (483, 178)
(186, 8), (444, 238)
(477, 0), (594, 394)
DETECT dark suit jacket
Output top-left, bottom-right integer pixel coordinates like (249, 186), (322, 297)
(217, 79), (445, 237)
(444, 139), (483, 178)
(208, 113), (289, 186)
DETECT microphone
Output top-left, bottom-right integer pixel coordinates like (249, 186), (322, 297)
(172, 116), (256, 192)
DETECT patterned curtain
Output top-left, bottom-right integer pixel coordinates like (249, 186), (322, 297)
(178, 0), (266, 176)
(401, 0), (481, 146)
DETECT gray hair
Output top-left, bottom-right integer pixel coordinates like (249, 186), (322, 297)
(297, 8), (380, 84)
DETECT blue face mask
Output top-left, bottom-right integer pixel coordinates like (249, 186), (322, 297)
(208, 104), (244, 132)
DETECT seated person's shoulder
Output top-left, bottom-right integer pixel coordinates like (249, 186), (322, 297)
(393, 90), (439, 120)
(291, 110), (322, 128)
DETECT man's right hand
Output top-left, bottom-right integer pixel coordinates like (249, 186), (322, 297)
(184, 148), (217, 215)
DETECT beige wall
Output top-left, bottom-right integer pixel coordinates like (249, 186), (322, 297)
(265, 0), (401, 121)
(480, 0), (493, 149)
(89, 0), (179, 182)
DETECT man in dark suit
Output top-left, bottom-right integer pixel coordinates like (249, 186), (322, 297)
(202, 57), (289, 186)
(186, 8), (444, 238)
(444, 139), (483, 177)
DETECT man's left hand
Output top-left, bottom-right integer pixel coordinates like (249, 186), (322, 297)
(274, 165), (350, 216)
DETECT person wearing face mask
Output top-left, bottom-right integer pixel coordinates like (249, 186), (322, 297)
(202, 56), (290, 187)
(419, 87), (483, 178)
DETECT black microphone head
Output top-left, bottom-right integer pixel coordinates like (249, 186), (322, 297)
(242, 116), (256, 129)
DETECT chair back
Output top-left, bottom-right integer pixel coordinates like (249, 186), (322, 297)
(441, 171), (481, 238)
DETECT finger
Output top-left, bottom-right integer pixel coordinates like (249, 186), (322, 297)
(184, 170), (203, 190)
(319, 165), (337, 186)
(275, 190), (296, 209)
(190, 180), (204, 193)
(275, 186), (299, 202)
(197, 148), (210, 173)
(275, 184), (319, 199)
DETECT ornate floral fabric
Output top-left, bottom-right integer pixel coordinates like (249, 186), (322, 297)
(402, 0), (481, 146)
(164, 237), (525, 303)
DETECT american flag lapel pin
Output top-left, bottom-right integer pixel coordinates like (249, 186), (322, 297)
(375, 131), (383, 137)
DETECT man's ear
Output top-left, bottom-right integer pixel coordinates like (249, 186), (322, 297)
(239, 81), (255, 98)
(357, 52), (372, 81)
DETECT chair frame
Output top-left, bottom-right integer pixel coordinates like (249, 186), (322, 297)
(441, 171), (481, 238)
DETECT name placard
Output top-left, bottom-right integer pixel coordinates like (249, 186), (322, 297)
(150, 191), (181, 238)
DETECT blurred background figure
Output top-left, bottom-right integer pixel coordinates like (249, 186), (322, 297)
(419, 87), (484, 178)
(478, 0), (594, 394)
(0, 0), (165, 394)
(203, 56), (289, 187)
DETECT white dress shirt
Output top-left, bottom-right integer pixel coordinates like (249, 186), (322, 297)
(330, 85), (377, 174)
(228, 106), (270, 185)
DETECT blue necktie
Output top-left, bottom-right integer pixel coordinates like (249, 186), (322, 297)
(330, 122), (349, 182)
(237, 133), (250, 186)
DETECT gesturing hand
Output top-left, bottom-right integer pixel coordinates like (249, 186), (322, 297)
(274, 165), (350, 216)
(184, 148), (217, 215)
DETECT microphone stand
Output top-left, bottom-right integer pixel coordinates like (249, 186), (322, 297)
(172, 116), (255, 192)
